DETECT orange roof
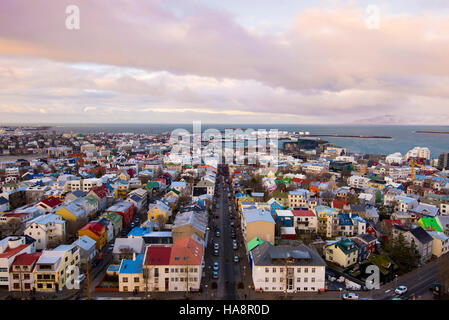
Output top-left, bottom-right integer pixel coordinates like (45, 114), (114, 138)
(169, 236), (203, 266)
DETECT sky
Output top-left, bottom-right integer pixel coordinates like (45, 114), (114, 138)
(0, 0), (448, 125)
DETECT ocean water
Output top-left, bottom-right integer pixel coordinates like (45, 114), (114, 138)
(47, 123), (449, 158)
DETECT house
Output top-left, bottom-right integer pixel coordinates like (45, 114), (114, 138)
(172, 211), (208, 242)
(324, 239), (359, 268)
(64, 190), (86, 202)
(25, 214), (66, 250)
(251, 242), (326, 293)
(392, 225), (433, 263)
(241, 208), (275, 244)
(288, 189), (310, 209)
(437, 215), (449, 237)
(105, 201), (134, 227)
(0, 236), (35, 288)
(351, 233), (377, 261)
(82, 194), (100, 219)
(34, 244), (80, 292)
(337, 213), (354, 236)
(292, 209), (317, 234)
(391, 211), (417, 226)
(54, 201), (88, 235)
(35, 196), (63, 214)
(99, 212), (123, 238)
(142, 244), (172, 291)
(118, 253), (145, 293)
(74, 235), (97, 263)
(147, 201), (172, 226)
(427, 231), (449, 257)
(395, 196), (419, 212)
(267, 198), (284, 215)
(8, 252), (42, 291)
(112, 237), (145, 264)
(0, 196), (9, 212)
(417, 217), (443, 233)
(87, 185), (110, 211)
(315, 205), (339, 238)
(78, 221), (108, 250)
(168, 235), (204, 292)
(274, 210), (294, 227)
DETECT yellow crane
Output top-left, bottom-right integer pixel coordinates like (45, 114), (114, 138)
(410, 159), (423, 184)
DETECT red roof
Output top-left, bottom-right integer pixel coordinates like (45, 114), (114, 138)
(3, 212), (31, 218)
(11, 252), (42, 268)
(292, 209), (315, 217)
(40, 196), (62, 208)
(0, 244), (30, 259)
(79, 221), (105, 237)
(90, 185), (108, 199)
(383, 219), (402, 228)
(332, 200), (347, 210)
(144, 246), (172, 265)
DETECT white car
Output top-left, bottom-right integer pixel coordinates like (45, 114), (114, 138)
(395, 286), (408, 295)
(342, 292), (359, 300)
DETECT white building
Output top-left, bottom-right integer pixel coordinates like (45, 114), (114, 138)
(347, 175), (370, 189)
(24, 214), (66, 250)
(405, 147), (430, 160)
(251, 242), (326, 293)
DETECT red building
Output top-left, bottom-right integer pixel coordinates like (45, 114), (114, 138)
(105, 201), (134, 227)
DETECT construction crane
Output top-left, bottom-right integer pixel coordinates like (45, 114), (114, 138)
(410, 159), (423, 184)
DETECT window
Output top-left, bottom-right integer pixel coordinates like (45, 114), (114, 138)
(272, 268), (276, 273)
(304, 278), (308, 283)
(123, 277), (128, 283)
(134, 277), (140, 282)
(123, 286), (128, 291)
(165, 268), (169, 273)
(24, 274), (30, 280)
(304, 268), (308, 273)
(265, 277), (269, 282)
(13, 274), (19, 280)
(265, 268), (269, 273)
(297, 268), (301, 273)
(311, 278), (315, 283)
(37, 284), (43, 288)
(24, 283), (30, 290)
(13, 283), (20, 289)
(272, 278), (276, 282)
(312, 268), (316, 273)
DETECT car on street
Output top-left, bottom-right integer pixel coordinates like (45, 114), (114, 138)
(342, 292), (359, 300)
(212, 271), (219, 279)
(214, 243), (220, 250)
(231, 232), (236, 238)
(108, 244), (114, 251)
(395, 286), (408, 295)
(230, 221), (235, 227)
(213, 249), (219, 256)
(75, 274), (86, 287)
(213, 262), (219, 271)
(233, 255), (239, 263)
(91, 259), (100, 268)
(215, 231), (220, 237)
(232, 240), (238, 250)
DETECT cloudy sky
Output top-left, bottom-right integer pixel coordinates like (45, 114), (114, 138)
(0, 0), (448, 124)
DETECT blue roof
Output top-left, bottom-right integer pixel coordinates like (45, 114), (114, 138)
(107, 265), (120, 272)
(130, 194), (141, 202)
(128, 227), (151, 237)
(119, 254), (144, 274)
(244, 209), (275, 224)
(338, 213), (353, 226)
(396, 196), (416, 203)
(289, 189), (309, 197)
(0, 196), (8, 204)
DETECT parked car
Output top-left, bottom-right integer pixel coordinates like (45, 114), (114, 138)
(230, 221), (235, 227)
(214, 243), (220, 250)
(213, 262), (219, 271)
(342, 292), (359, 300)
(213, 249), (219, 256)
(233, 255), (239, 263)
(215, 231), (220, 237)
(395, 286), (408, 295)
(91, 259), (100, 267)
(231, 232), (236, 239)
(232, 241), (238, 250)
(212, 271), (219, 279)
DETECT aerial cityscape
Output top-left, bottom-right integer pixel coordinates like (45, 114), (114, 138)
(0, 0), (448, 312)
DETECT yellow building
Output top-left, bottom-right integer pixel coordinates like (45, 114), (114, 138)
(34, 244), (81, 292)
(324, 239), (358, 268)
(147, 201), (172, 224)
(78, 221), (107, 250)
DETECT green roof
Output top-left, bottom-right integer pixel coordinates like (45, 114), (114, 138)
(366, 254), (398, 274)
(100, 211), (123, 225)
(418, 217), (443, 232)
(247, 237), (264, 251)
(166, 188), (180, 195)
(146, 182), (159, 188)
(84, 194), (99, 205)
